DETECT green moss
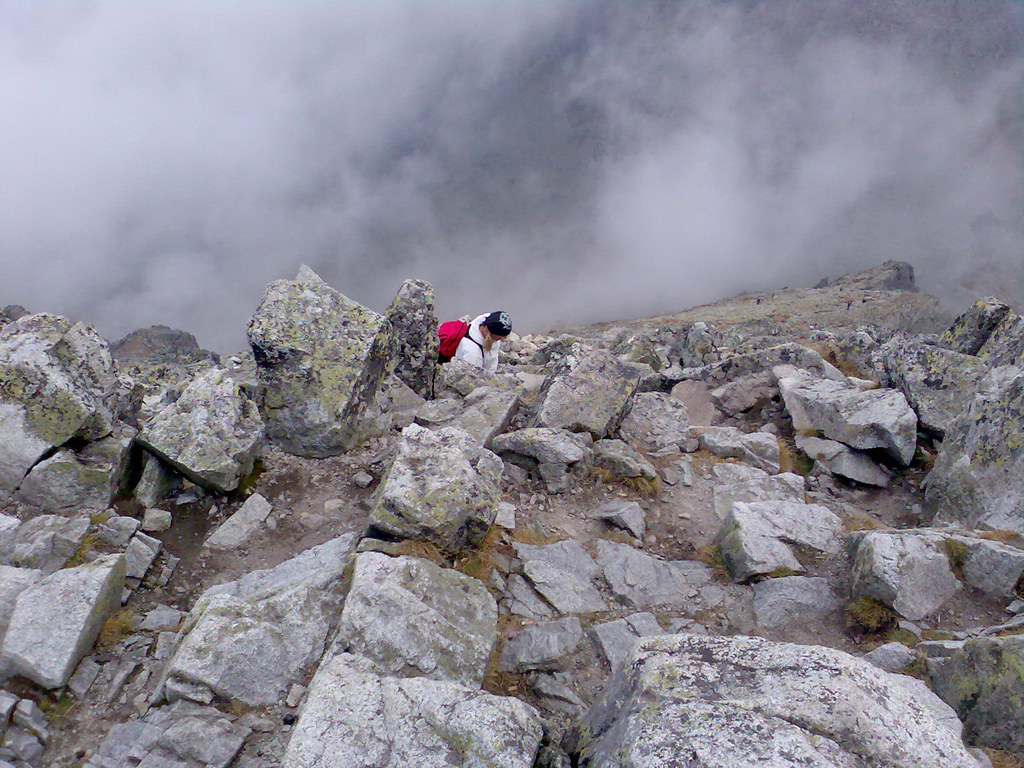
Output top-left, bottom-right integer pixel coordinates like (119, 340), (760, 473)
(944, 538), (968, 579)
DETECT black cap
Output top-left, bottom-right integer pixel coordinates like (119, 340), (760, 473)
(484, 311), (512, 337)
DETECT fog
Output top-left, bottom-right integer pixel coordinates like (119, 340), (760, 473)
(1, 1), (1021, 351)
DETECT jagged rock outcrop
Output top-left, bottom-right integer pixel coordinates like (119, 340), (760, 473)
(111, 325), (219, 368)
(284, 653), (542, 768)
(137, 366), (263, 492)
(1, 554), (125, 689)
(567, 633), (980, 767)
(0, 314), (117, 491)
(330, 552), (497, 687)
(931, 635), (1024, 753)
(778, 367), (917, 465)
(533, 344), (643, 438)
(384, 279), (438, 398)
(978, 309), (1024, 366)
(368, 424), (502, 550)
(881, 339), (989, 437)
(939, 297), (1012, 356)
(926, 364), (1024, 533)
(247, 265), (396, 456)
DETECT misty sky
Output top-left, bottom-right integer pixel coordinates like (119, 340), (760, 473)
(2, 1), (1022, 352)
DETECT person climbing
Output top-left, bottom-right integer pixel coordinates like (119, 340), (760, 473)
(437, 311), (511, 374)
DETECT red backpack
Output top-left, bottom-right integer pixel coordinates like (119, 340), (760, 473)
(437, 320), (471, 363)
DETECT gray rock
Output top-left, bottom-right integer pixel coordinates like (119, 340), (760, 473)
(1, 553), (125, 688)
(752, 576), (839, 629)
(332, 552), (496, 687)
(979, 310), (1024, 366)
(594, 439), (656, 480)
(86, 701), (249, 768)
(111, 325), (218, 368)
(0, 565), (43, 642)
(140, 509), (172, 533)
(500, 617), (582, 672)
(710, 372), (777, 417)
(670, 322), (722, 368)
(697, 426), (781, 473)
(591, 612), (663, 670)
(68, 656), (101, 697)
(414, 397), (463, 426)
(515, 541), (607, 614)
(492, 427), (590, 465)
(618, 392), (690, 453)
(932, 634), (1024, 753)
(352, 470), (373, 488)
(851, 531), (960, 620)
(203, 493), (272, 551)
(711, 464), (805, 520)
(374, 375), (426, 430)
(927, 365), (1024, 532)
(0, 314), (116, 490)
(717, 500), (843, 582)
(0, 515), (89, 574)
(284, 653), (542, 768)
(95, 515), (140, 548)
(863, 642), (918, 673)
(570, 633), (980, 768)
(778, 368), (917, 465)
(614, 333), (663, 370)
(697, 342), (847, 387)
(533, 345), (643, 439)
(531, 671), (585, 715)
(138, 367), (263, 492)
(17, 426), (135, 513)
(494, 501), (516, 530)
(939, 297), (1013, 355)
(139, 605), (184, 632)
(882, 340), (989, 437)
(502, 574), (555, 620)
(450, 386), (519, 449)
(959, 536), (1024, 597)
(12, 699), (46, 742)
(3, 726), (42, 763)
(384, 279), (438, 398)
(368, 425), (501, 551)
(592, 501), (646, 539)
(917, 639), (968, 659)
(594, 539), (712, 610)
(133, 453), (182, 508)
(162, 536), (357, 707)
(124, 532), (161, 581)
(796, 434), (891, 487)
(247, 265), (396, 456)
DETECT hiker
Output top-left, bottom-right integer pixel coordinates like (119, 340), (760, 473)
(438, 311), (512, 374)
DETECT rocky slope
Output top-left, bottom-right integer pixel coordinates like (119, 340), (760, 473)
(0, 261), (1021, 767)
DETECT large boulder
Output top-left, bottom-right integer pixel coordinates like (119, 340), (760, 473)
(247, 265), (396, 456)
(331, 553), (497, 687)
(850, 531), (960, 621)
(533, 344), (643, 439)
(778, 368), (917, 465)
(931, 635), (1024, 753)
(137, 366), (263, 492)
(368, 425), (502, 551)
(111, 325), (219, 368)
(939, 297), (1012, 356)
(284, 653), (542, 768)
(716, 500), (843, 582)
(0, 514), (89, 574)
(978, 310), (1024, 366)
(881, 340), (989, 437)
(0, 314), (116, 490)
(160, 534), (357, 707)
(17, 426), (135, 513)
(384, 279), (438, 398)
(618, 392), (690, 453)
(568, 633), (980, 767)
(927, 365), (1024, 532)
(1, 553), (125, 689)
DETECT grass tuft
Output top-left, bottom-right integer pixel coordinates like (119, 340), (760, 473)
(845, 596), (895, 633)
(978, 529), (1024, 548)
(509, 524), (564, 547)
(843, 513), (885, 532)
(65, 533), (100, 568)
(984, 748), (1024, 768)
(97, 609), (137, 648)
(943, 537), (968, 579)
(389, 540), (449, 567)
(697, 543), (729, 578)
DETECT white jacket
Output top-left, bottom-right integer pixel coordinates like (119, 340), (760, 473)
(454, 314), (502, 374)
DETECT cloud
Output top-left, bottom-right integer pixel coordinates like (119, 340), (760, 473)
(0, 1), (1020, 351)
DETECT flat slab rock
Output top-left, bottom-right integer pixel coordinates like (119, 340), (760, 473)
(594, 539), (713, 611)
(569, 633), (980, 768)
(514, 540), (607, 614)
(284, 653), (542, 768)
(331, 552), (497, 687)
